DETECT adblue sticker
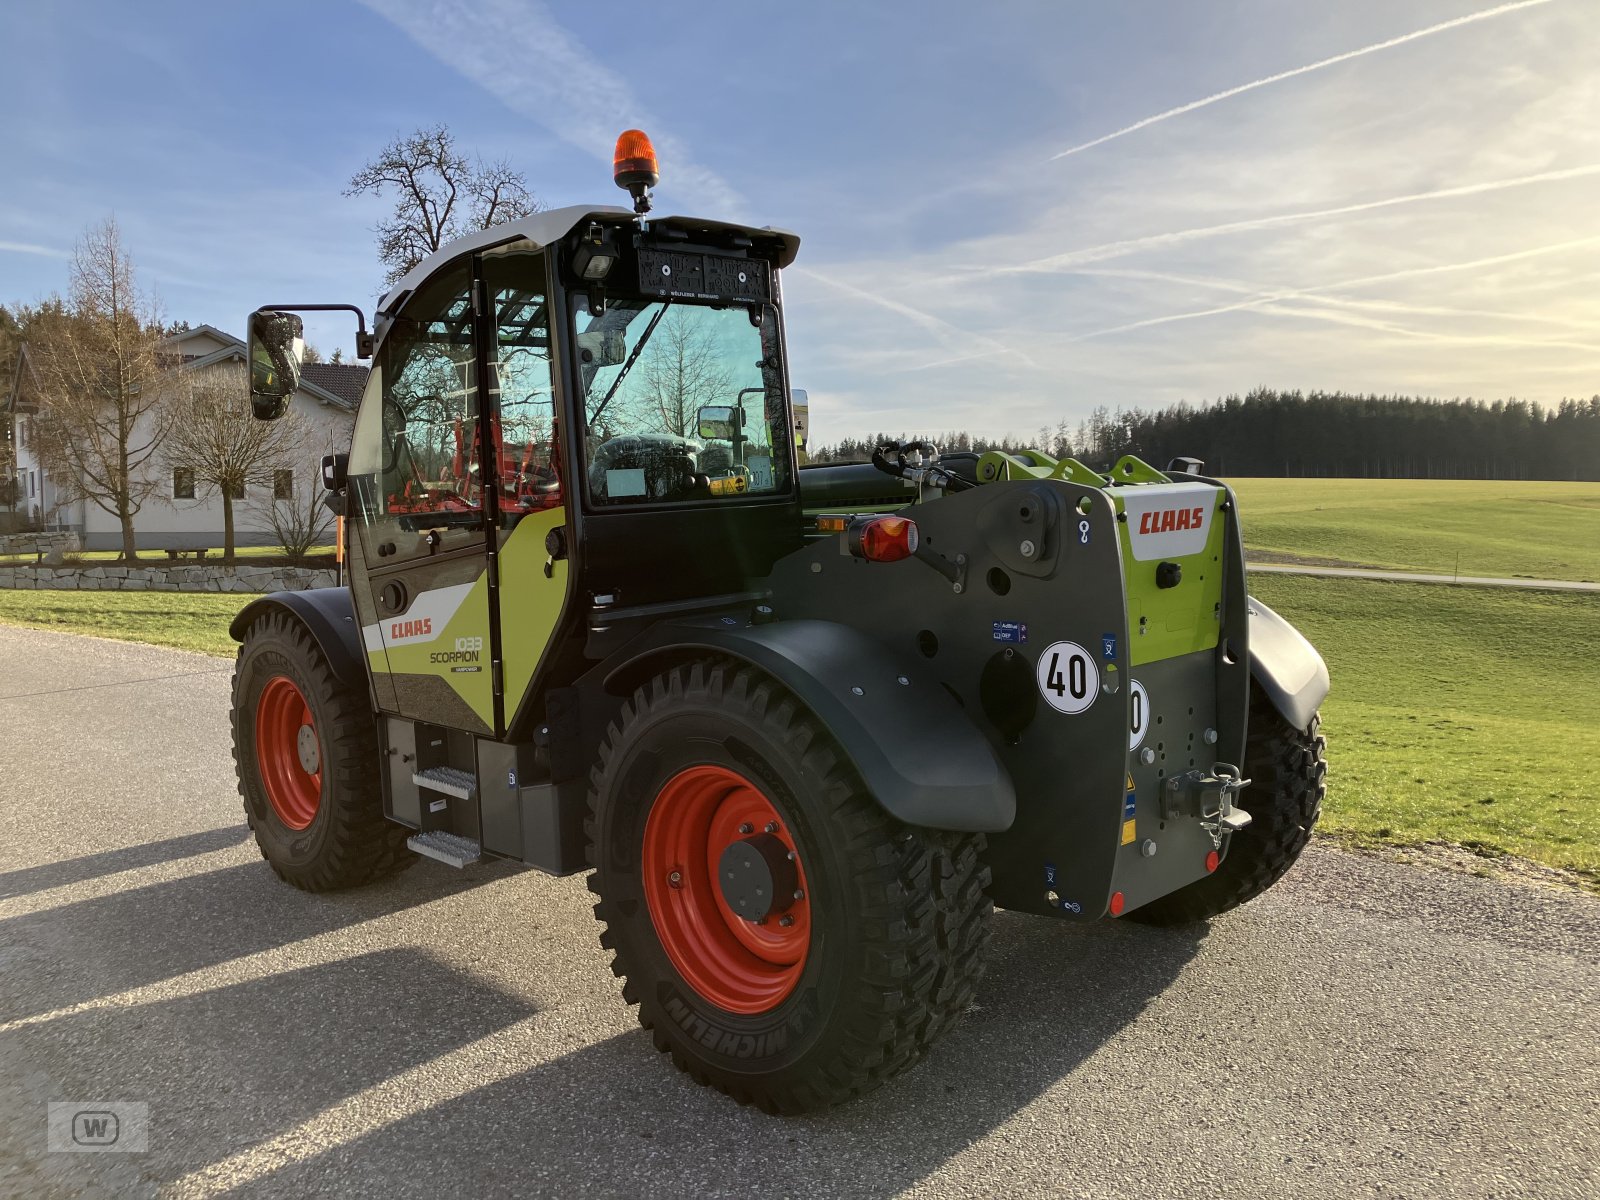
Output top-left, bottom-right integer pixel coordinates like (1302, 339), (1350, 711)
(1036, 641), (1098, 714)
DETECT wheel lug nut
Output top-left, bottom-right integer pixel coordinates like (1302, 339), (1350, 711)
(738, 822), (753, 835)
(667, 870), (683, 888)
(779, 915), (795, 927)
(764, 821), (779, 834)
(793, 889), (805, 901)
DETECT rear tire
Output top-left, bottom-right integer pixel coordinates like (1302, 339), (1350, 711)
(586, 660), (992, 1113)
(1130, 694), (1325, 925)
(232, 612), (412, 892)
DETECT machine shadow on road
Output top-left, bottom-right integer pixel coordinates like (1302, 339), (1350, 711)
(217, 909), (1208, 1197)
(4, 945), (539, 1182)
(0, 852), (520, 1020)
(0, 825), (251, 900)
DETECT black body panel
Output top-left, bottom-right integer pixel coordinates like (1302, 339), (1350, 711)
(230, 587), (365, 691)
(598, 616), (1017, 833)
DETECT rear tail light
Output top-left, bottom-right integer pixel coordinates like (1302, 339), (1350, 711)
(848, 516), (919, 562)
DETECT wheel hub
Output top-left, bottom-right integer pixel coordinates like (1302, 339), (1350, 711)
(718, 833), (799, 923)
(296, 724), (320, 774)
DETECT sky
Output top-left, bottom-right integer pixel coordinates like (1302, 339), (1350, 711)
(2, 0), (1596, 441)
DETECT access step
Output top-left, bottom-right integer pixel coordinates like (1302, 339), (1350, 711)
(407, 830), (482, 869)
(412, 766), (477, 801)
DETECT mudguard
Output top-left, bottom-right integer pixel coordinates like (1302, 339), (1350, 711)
(1246, 596), (1329, 731)
(604, 617), (1017, 833)
(229, 587), (366, 691)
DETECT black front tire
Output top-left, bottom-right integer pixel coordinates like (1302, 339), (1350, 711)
(1130, 693), (1326, 926)
(231, 612), (412, 892)
(586, 661), (992, 1114)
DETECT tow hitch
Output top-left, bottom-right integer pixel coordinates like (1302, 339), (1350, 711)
(1163, 763), (1253, 849)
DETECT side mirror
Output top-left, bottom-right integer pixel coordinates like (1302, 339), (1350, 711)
(576, 329), (626, 367)
(321, 452), (349, 492)
(697, 404), (743, 441)
(248, 309), (305, 420)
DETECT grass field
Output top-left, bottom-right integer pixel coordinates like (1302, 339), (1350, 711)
(1, 571), (1593, 886)
(1228, 478), (1600, 582)
(0, 590), (249, 656)
(1248, 574), (1598, 887)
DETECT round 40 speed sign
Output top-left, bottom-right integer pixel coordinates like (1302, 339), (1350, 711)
(1036, 641), (1099, 714)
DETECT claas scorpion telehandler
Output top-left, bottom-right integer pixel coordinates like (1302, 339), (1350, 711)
(233, 130), (1329, 1113)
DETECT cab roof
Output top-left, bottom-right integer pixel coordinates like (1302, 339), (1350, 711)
(377, 204), (802, 315)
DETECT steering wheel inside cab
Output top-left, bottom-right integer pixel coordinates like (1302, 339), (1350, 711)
(588, 435), (708, 501)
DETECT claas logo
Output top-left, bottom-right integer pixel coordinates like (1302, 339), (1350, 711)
(1137, 506), (1206, 535)
(390, 618), (433, 640)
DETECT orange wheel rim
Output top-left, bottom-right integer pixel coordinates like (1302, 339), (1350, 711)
(641, 765), (811, 1014)
(255, 675), (322, 830)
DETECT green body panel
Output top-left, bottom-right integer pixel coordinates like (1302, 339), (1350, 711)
(498, 507), (570, 711)
(1112, 487), (1227, 668)
(378, 579), (497, 725)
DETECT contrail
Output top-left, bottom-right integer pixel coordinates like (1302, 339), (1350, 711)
(1007, 163), (1600, 273)
(1050, 0), (1557, 161)
(1069, 234), (1600, 341)
(795, 267), (1037, 368)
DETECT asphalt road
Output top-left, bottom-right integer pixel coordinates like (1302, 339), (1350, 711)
(1, 627), (1596, 1200)
(1246, 562), (1600, 591)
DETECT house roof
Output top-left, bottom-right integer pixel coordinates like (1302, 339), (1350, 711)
(165, 327), (361, 412)
(299, 362), (369, 407)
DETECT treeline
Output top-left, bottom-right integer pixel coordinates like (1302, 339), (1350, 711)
(807, 389), (1600, 480)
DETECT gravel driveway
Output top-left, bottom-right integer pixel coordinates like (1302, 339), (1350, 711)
(1, 626), (1596, 1199)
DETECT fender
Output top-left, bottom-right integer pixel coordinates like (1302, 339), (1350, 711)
(1247, 595), (1330, 731)
(229, 586), (366, 691)
(603, 617), (1017, 833)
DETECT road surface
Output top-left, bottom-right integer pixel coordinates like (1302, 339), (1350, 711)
(1, 627), (1596, 1199)
(1247, 562), (1600, 591)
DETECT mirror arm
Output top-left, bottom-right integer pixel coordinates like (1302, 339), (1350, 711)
(257, 304), (376, 359)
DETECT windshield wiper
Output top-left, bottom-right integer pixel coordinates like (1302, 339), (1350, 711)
(589, 302), (670, 429)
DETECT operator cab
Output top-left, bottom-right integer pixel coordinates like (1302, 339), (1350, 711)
(247, 130), (804, 741)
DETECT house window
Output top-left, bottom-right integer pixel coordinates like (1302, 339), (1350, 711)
(273, 469), (293, 501)
(173, 467), (195, 500)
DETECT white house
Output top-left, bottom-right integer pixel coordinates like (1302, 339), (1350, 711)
(4, 325), (360, 550)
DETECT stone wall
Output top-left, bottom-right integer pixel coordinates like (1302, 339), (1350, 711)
(0, 531), (83, 562)
(0, 563), (337, 593)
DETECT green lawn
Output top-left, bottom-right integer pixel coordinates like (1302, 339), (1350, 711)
(0, 590), (249, 656)
(1228, 478), (1600, 582)
(0, 544), (335, 565)
(1248, 573), (1599, 887)
(1, 570), (1594, 886)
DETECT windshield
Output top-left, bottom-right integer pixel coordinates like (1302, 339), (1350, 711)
(572, 295), (793, 505)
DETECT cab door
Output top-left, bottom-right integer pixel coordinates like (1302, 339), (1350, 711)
(347, 259), (497, 735)
(478, 245), (571, 735)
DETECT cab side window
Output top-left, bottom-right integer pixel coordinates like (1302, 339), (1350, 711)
(349, 263), (483, 562)
(484, 249), (560, 524)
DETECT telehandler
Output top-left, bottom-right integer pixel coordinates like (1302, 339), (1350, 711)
(233, 130), (1329, 1113)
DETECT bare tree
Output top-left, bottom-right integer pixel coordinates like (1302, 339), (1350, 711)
(257, 477), (333, 563)
(161, 362), (308, 563)
(639, 312), (733, 438)
(25, 218), (170, 562)
(347, 125), (542, 285)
